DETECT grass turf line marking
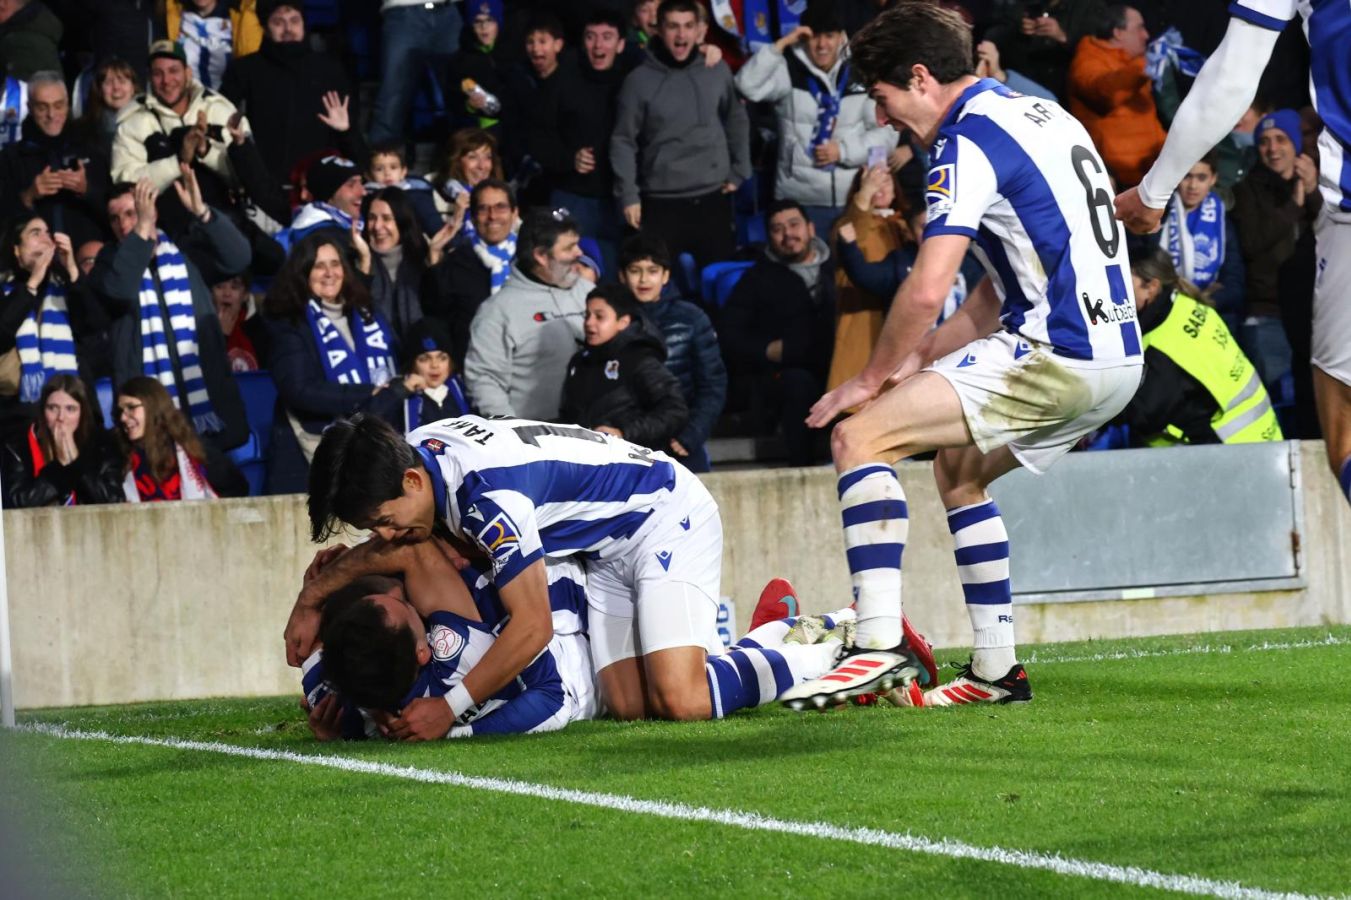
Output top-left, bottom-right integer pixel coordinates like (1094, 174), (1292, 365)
(18, 723), (1323, 900)
(1023, 634), (1348, 667)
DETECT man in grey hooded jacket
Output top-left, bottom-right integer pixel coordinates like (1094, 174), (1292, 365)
(464, 209), (592, 420)
(611, 0), (750, 271)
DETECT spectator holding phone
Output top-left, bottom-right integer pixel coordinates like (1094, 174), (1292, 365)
(0, 71), (110, 249)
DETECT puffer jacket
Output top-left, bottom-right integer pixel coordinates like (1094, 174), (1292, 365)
(112, 81), (249, 191)
(640, 295), (726, 450)
(736, 41), (897, 208)
(560, 315), (688, 451)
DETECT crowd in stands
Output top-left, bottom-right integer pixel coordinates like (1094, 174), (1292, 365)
(0, 0), (1322, 509)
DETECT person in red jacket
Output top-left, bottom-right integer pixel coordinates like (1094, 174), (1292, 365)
(1066, 5), (1163, 188)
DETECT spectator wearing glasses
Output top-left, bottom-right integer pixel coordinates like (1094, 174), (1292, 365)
(463, 207), (590, 420)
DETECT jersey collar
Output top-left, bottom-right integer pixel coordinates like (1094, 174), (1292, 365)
(939, 77), (1004, 132)
(414, 445), (449, 523)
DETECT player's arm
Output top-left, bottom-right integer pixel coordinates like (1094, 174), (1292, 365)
(388, 559), (554, 742)
(1116, 15), (1283, 231)
(447, 653), (569, 738)
(912, 275), (1001, 369)
(807, 234), (971, 426)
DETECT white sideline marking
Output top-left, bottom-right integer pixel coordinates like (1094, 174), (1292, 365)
(1023, 634), (1349, 667)
(18, 723), (1324, 900)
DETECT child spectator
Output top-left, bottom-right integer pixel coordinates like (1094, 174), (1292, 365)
(2, 374), (123, 508)
(211, 273), (266, 372)
(114, 375), (246, 501)
(370, 318), (471, 436)
(1157, 151), (1245, 333)
(561, 284), (687, 452)
(616, 233), (725, 471)
(365, 142), (443, 237)
(450, 0), (508, 131)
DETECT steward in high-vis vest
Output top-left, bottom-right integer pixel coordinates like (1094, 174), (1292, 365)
(1120, 249), (1282, 446)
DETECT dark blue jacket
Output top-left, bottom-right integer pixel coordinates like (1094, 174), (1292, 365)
(641, 295), (727, 451)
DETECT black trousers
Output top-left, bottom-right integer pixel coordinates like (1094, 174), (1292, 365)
(641, 190), (737, 273)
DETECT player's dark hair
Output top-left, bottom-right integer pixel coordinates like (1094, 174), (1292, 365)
(470, 177), (516, 214)
(765, 198), (810, 226)
(849, 1), (974, 88)
(585, 9), (628, 33)
(587, 283), (641, 322)
(318, 580), (420, 710)
(368, 141), (407, 166)
(1094, 4), (1133, 40)
(307, 412), (420, 542)
(657, 0), (700, 26)
(516, 208), (579, 270)
(618, 233), (671, 273)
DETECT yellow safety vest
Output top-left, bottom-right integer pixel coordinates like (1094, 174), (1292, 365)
(1141, 292), (1283, 445)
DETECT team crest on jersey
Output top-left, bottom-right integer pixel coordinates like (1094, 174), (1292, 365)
(926, 164), (955, 219)
(428, 624), (465, 662)
(605, 360), (620, 380)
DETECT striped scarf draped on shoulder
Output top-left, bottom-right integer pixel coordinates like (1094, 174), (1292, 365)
(8, 275), (77, 402)
(138, 231), (223, 434)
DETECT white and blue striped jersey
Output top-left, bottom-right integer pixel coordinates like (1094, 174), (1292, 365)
(924, 79), (1141, 365)
(408, 416), (679, 588)
(302, 558), (594, 738)
(1228, 0), (1351, 218)
(0, 77), (28, 149)
(179, 11), (234, 91)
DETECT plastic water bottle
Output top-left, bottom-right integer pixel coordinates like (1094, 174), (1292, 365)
(461, 78), (501, 117)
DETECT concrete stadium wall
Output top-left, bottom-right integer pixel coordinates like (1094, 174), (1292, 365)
(6, 441), (1348, 710)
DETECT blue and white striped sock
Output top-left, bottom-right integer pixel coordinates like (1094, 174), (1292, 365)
(704, 643), (840, 718)
(837, 463), (907, 650)
(947, 499), (1016, 680)
(1340, 455), (1351, 507)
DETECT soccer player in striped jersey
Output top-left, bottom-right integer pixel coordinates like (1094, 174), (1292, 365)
(288, 412), (845, 734)
(302, 553), (598, 740)
(1116, 0), (1351, 511)
(779, 3), (1143, 710)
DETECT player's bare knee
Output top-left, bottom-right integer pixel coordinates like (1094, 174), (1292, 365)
(605, 696), (648, 721)
(831, 418), (879, 470)
(648, 686), (710, 722)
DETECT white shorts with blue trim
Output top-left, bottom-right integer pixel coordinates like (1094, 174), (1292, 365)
(927, 330), (1143, 474)
(585, 466), (724, 671)
(1312, 207), (1351, 387)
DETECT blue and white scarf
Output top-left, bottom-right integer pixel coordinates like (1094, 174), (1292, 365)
(1161, 192), (1225, 290)
(180, 10), (234, 90)
(1145, 27), (1207, 93)
(806, 61), (849, 168)
(713, 0), (805, 51)
(139, 233), (222, 433)
(305, 299), (397, 387)
(471, 230), (517, 295)
(0, 76), (27, 148)
(291, 201), (359, 236)
(9, 277), (77, 402)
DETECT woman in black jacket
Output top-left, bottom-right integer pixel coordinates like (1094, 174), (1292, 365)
(561, 284), (687, 452)
(2, 374), (123, 508)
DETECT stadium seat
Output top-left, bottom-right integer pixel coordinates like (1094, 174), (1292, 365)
(711, 262), (754, 310)
(701, 260), (750, 305)
(736, 212), (767, 248)
(94, 377), (115, 430)
(675, 252), (699, 300)
(228, 371), (279, 496)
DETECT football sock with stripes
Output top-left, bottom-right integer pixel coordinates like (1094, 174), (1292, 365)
(1340, 455), (1351, 507)
(947, 499), (1017, 681)
(837, 463), (907, 650)
(705, 643), (840, 718)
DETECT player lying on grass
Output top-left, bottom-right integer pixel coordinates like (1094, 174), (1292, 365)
(287, 412), (864, 735)
(297, 535), (862, 740)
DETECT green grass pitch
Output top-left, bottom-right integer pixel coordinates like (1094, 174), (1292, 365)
(3, 626), (1349, 898)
